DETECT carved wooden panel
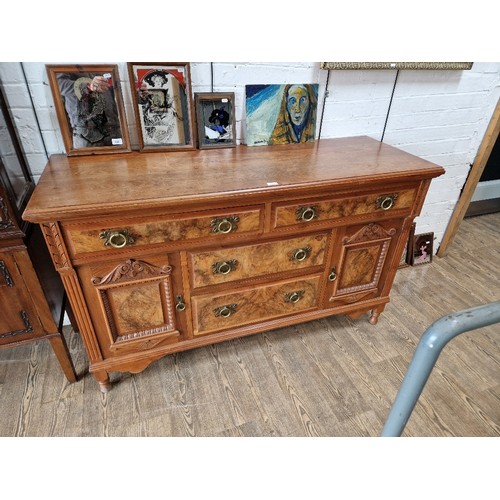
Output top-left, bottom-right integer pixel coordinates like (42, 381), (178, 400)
(80, 256), (181, 355)
(272, 188), (415, 229)
(190, 233), (328, 288)
(192, 275), (321, 336)
(63, 207), (263, 256)
(327, 221), (400, 305)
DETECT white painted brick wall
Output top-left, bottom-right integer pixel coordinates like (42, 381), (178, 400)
(1, 61), (499, 254)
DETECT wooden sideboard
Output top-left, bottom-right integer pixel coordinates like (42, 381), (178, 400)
(23, 136), (445, 391)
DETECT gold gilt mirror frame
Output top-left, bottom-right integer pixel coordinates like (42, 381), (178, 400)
(320, 62), (473, 70)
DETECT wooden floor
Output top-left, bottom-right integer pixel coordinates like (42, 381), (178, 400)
(0, 213), (498, 437)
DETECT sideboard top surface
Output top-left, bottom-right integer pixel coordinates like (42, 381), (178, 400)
(23, 136), (445, 222)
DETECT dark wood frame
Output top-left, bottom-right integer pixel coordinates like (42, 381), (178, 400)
(0, 84), (34, 222)
(195, 92), (236, 149)
(46, 64), (131, 156)
(398, 222), (415, 269)
(411, 232), (434, 266)
(127, 62), (196, 152)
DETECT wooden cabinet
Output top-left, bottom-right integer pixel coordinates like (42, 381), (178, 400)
(0, 84), (76, 383)
(23, 136), (444, 391)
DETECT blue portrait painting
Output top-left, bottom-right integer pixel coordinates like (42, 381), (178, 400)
(245, 84), (318, 146)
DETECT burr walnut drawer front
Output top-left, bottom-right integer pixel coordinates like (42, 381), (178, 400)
(192, 275), (321, 336)
(63, 206), (263, 257)
(272, 188), (416, 229)
(189, 232), (329, 289)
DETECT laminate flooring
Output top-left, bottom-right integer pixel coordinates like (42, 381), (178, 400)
(1, 213), (499, 438)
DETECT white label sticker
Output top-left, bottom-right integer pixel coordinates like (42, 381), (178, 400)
(112, 138), (123, 145)
(267, 182), (279, 186)
(221, 98), (228, 103)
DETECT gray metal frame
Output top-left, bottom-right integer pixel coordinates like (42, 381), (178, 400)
(381, 300), (500, 437)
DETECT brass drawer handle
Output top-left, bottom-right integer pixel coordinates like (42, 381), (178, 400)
(376, 194), (398, 211)
(214, 304), (238, 318)
(212, 259), (238, 275)
(211, 216), (240, 234)
(328, 267), (337, 282)
(290, 246), (312, 262)
(175, 295), (186, 312)
(284, 289), (305, 304)
(296, 206), (319, 222)
(99, 229), (134, 249)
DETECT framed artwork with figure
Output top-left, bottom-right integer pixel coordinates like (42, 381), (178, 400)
(245, 84), (318, 147)
(46, 64), (131, 156)
(411, 232), (434, 266)
(195, 92), (236, 149)
(127, 62), (196, 151)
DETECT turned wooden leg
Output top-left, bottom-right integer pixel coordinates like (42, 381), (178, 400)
(369, 305), (386, 325)
(369, 311), (380, 325)
(48, 334), (78, 383)
(94, 370), (112, 393)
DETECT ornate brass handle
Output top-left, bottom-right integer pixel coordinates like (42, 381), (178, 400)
(175, 295), (186, 312)
(290, 246), (312, 262)
(328, 267), (337, 282)
(99, 229), (134, 249)
(376, 194), (398, 211)
(284, 289), (305, 303)
(212, 259), (238, 275)
(214, 304), (238, 318)
(296, 206), (319, 222)
(211, 216), (240, 234)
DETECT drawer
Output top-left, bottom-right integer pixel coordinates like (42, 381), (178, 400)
(272, 188), (416, 229)
(192, 275), (321, 336)
(63, 206), (263, 257)
(189, 232), (329, 288)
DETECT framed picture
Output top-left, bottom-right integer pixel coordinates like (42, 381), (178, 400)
(46, 64), (131, 156)
(195, 92), (236, 149)
(245, 84), (319, 147)
(127, 62), (196, 151)
(411, 232), (434, 266)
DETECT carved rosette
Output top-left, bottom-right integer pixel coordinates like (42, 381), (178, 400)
(91, 259), (172, 286)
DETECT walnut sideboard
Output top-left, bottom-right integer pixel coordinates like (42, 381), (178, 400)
(23, 136), (444, 391)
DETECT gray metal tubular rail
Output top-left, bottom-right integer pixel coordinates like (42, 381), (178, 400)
(381, 300), (500, 437)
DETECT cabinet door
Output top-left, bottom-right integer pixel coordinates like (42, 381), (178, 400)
(0, 251), (44, 346)
(78, 254), (185, 357)
(326, 219), (402, 307)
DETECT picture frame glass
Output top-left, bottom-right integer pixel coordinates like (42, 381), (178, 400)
(46, 65), (130, 156)
(412, 232), (434, 265)
(196, 93), (236, 149)
(128, 63), (194, 150)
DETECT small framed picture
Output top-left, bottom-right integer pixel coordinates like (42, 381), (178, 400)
(411, 232), (434, 266)
(127, 62), (196, 151)
(46, 64), (131, 156)
(195, 92), (236, 149)
(398, 223), (415, 269)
